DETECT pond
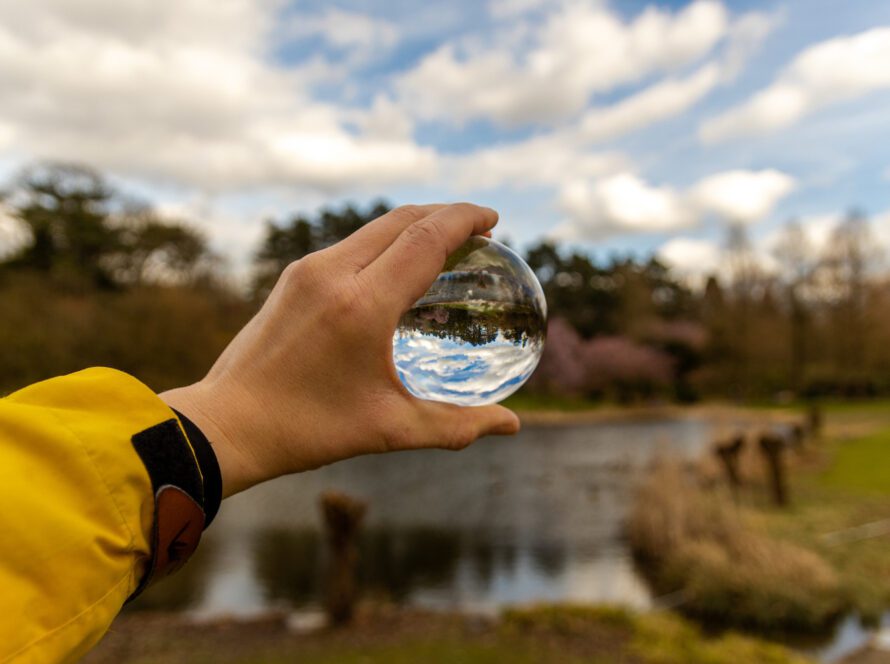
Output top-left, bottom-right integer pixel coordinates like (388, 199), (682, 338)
(135, 416), (719, 616)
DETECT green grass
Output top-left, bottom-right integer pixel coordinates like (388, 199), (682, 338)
(88, 606), (813, 664)
(502, 391), (603, 412)
(733, 397), (890, 415)
(503, 606), (811, 664)
(819, 428), (890, 495)
(172, 640), (588, 664)
(749, 413), (890, 624)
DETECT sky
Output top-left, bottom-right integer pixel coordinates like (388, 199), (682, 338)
(0, 0), (888, 280)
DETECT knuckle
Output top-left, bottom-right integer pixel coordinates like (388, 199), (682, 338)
(403, 218), (445, 251)
(391, 204), (427, 223)
(324, 277), (369, 325)
(448, 421), (477, 450)
(278, 259), (306, 289)
(282, 253), (320, 284)
(381, 423), (412, 452)
(450, 201), (478, 216)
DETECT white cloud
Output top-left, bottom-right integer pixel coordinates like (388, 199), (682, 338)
(0, 204), (30, 259)
(578, 64), (721, 142)
(658, 237), (723, 277)
(488, 0), (548, 19)
(690, 169), (796, 223)
(700, 26), (890, 142)
(281, 8), (399, 56)
(570, 6), (777, 142)
(556, 169), (795, 238)
(398, 0), (729, 126)
(351, 94), (416, 142)
(444, 135), (628, 191)
(556, 173), (695, 237)
(660, 209), (890, 286)
(875, 210), (890, 256)
(0, 0), (433, 192)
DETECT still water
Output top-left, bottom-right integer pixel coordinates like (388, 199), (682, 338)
(135, 417), (717, 616)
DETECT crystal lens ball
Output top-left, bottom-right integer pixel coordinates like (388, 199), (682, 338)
(392, 236), (547, 406)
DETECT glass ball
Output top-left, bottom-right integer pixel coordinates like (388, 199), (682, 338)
(392, 236), (547, 406)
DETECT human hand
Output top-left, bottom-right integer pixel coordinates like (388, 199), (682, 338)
(161, 203), (521, 496)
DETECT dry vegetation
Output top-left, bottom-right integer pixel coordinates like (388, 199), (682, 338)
(628, 461), (845, 632)
(629, 402), (890, 634)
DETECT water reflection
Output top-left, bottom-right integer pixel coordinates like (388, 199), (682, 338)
(133, 418), (717, 616)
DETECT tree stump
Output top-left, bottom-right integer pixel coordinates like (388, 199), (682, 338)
(758, 433), (789, 507)
(319, 491), (367, 626)
(714, 434), (745, 495)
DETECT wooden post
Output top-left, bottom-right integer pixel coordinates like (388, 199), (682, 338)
(807, 402), (823, 439)
(715, 434), (745, 495)
(758, 433), (789, 507)
(320, 491), (367, 626)
(789, 422), (806, 452)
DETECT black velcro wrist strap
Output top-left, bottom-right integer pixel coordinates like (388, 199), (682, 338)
(171, 408), (222, 528)
(127, 414), (220, 602)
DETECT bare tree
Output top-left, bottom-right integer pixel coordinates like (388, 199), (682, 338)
(820, 211), (882, 383)
(773, 219), (816, 394)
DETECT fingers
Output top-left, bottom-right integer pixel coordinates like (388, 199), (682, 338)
(363, 203), (499, 312)
(411, 400), (520, 450)
(329, 204), (447, 269)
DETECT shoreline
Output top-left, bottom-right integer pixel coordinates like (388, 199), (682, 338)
(514, 402), (799, 427)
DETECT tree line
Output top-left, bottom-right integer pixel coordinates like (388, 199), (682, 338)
(1, 162), (888, 402)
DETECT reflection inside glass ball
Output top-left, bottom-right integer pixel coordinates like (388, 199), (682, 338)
(392, 236), (547, 406)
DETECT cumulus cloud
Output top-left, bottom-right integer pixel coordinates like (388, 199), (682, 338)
(556, 174), (695, 238)
(0, 204), (29, 259)
(573, 7), (776, 142)
(700, 26), (890, 142)
(578, 65), (721, 143)
(281, 8), (399, 55)
(874, 210), (890, 256)
(764, 211), (890, 263)
(0, 0), (434, 192)
(444, 135), (628, 191)
(662, 210), (890, 286)
(397, 0), (730, 126)
(689, 170), (795, 223)
(657, 237), (723, 278)
(556, 169), (795, 238)
(438, 4), (777, 194)
(488, 0), (548, 19)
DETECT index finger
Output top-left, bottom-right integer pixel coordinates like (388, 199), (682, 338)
(328, 204), (447, 270)
(362, 202), (499, 312)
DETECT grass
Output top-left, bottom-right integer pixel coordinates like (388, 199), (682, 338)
(504, 605), (810, 664)
(628, 462), (845, 632)
(758, 419), (890, 623)
(819, 428), (890, 495)
(181, 640), (584, 664)
(87, 605), (811, 664)
(502, 391), (603, 412)
(629, 399), (890, 632)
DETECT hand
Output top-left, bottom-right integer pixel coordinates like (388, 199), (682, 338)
(161, 203), (521, 497)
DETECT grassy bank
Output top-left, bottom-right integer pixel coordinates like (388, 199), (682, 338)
(86, 605), (810, 664)
(628, 400), (890, 632)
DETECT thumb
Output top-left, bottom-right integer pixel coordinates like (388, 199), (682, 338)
(415, 400), (521, 450)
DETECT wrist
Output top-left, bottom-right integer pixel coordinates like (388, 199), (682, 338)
(160, 380), (266, 498)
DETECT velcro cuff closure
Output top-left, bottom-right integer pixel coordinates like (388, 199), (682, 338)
(127, 418), (207, 601)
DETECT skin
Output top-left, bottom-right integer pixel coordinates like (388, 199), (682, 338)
(161, 203), (521, 497)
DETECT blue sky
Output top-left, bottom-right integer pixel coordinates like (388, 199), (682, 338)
(0, 0), (888, 278)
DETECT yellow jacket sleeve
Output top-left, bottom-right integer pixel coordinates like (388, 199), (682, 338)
(0, 368), (190, 663)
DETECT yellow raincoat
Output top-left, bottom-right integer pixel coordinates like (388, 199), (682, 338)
(0, 368), (211, 663)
